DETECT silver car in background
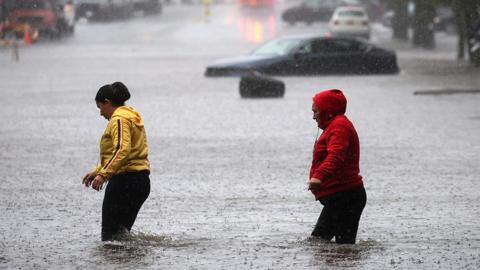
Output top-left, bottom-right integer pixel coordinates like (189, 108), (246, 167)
(328, 5), (370, 40)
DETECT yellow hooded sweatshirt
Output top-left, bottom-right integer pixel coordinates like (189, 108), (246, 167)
(95, 106), (150, 180)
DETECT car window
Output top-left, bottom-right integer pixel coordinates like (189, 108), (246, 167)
(297, 43), (311, 53)
(327, 39), (366, 52)
(299, 39), (328, 53)
(252, 38), (304, 56)
(337, 10), (366, 17)
(299, 39), (344, 54)
(302, 39), (367, 53)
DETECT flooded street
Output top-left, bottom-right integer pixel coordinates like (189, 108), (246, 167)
(1, 2), (480, 269)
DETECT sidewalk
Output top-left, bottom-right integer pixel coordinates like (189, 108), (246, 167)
(372, 24), (478, 78)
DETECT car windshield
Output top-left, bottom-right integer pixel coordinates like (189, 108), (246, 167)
(252, 37), (304, 56)
(338, 10), (365, 17)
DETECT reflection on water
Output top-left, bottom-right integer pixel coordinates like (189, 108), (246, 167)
(88, 230), (382, 269)
(92, 231), (195, 267)
(236, 7), (277, 43)
(238, 15), (276, 43)
(303, 237), (383, 268)
(96, 242), (150, 265)
(238, 0), (276, 8)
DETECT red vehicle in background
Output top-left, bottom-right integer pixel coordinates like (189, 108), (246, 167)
(5, 0), (74, 40)
(238, 0), (276, 8)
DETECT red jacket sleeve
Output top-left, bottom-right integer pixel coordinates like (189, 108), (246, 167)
(311, 125), (350, 181)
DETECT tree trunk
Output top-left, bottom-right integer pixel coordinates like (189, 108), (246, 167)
(412, 0), (436, 49)
(464, 0), (480, 66)
(454, 0), (467, 59)
(392, 0), (410, 40)
(1, 1), (7, 23)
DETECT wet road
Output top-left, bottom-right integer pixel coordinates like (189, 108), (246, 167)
(1, 3), (480, 269)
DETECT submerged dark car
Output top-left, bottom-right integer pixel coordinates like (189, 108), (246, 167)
(205, 35), (399, 77)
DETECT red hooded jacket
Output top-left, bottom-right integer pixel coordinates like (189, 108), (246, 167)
(309, 89), (363, 199)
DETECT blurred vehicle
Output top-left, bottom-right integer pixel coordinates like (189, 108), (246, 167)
(328, 6), (370, 40)
(380, 1), (414, 28)
(433, 6), (455, 33)
(6, 0), (74, 39)
(358, 0), (385, 21)
(281, 0), (360, 25)
(75, 0), (134, 21)
(381, 4), (455, 33)
(380, 9), (394, 28)
(205, 35), (399, 76)
(470, 18), (480, 54)
(132, 0), (162, 15)
(238, 0), (276, 8)
(236, 5), (277, 43)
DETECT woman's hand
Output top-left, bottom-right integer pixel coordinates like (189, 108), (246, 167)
(82, 171), (96, 187)
(308, 178), (322, 191)
(91, 175), (106, 191)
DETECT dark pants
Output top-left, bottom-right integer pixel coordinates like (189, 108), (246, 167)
(311, 186), (367, 244)
(102, 170), (150, 241)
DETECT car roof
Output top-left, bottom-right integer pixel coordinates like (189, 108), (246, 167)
(333, 5), (367, 13)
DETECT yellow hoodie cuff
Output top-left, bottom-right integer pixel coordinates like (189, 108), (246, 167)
(97, 171), (111, 180)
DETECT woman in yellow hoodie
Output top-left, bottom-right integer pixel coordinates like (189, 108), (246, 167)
(82, 82), (150, 241)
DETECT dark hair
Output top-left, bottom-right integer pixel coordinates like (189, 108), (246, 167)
(95, 81), (131, 106)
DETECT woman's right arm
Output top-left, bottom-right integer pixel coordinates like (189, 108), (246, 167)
(82, 164), (100, 187)
(82, 171), (96, 187)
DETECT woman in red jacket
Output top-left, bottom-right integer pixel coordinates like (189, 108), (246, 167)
(308, 89), (367, 244)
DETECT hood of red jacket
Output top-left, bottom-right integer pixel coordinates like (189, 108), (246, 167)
(312, 89), (347, 129)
